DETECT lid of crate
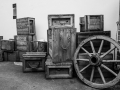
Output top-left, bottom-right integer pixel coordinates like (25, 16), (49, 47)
(23, 52), (46, 57)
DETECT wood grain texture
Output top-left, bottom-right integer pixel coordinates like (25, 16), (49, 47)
(48, 14), (74, 28)
(16, 17), (36, 35)
(47, 28), (76, 63)
(45, 57), (73, 79)
(76, 31), (111, 53)
(1, 40), (15, 51)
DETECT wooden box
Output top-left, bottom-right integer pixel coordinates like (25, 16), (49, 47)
(48, 14), (74, 28)
(16, 17), (36, 35)
(0, 50), (3, 61)
(47, 28), (76, 63)
(45, 56), (73, 79)
(22, 52), (46, 72)
(1, 40), (15, 52)
(3, 51), (19, 62)
(14, 35), (36, 51)
(76, 31), (111, 53)
(80, 15), (104, 32)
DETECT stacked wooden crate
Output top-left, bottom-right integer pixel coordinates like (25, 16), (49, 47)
(79, 15), (104, 32)
(1, 39), (19, 62)
(15, 17), (36, 61)
(46, 14), (76, 78)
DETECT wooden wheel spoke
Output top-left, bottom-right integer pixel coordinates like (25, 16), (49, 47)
(98, 40), (104, 54)
(80, 64), (90, 73)
(98, 67), (106, 84)
(76, 58), (89, 62)
(81, 47), (92, 57)
(90, 41), (96, 54)
(101, 64), (117, 77)
(102, 60), (120, 63)
(100, 47), (116, 59)
(90, 66), (95, 82)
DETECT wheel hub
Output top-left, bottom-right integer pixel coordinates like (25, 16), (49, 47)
(90, 54), (101, 66)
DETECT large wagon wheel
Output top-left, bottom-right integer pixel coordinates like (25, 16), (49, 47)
(74, 35), (120, 89)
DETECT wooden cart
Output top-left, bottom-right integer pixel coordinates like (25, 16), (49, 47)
(74, 35), (120, 89)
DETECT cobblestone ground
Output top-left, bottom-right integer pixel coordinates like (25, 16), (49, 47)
(0, 62), (119, 90)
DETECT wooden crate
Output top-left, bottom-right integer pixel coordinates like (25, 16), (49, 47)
(47, 28), (76, 63)
(22, 52), (46, 72)
(85, 15), (104, 31)
(45, 56), (73, 79)
(16, 17), (36, 35)
(1, 40), (15, 52)
(3, 51), (19, 62)
(79, 15), (104, 32)
(76, 31), (111, 53)
(48, 14), (74, 28)
(38, 41), (47, 52)
(0, 50), (3, 61)
(14, 35), (36, 51)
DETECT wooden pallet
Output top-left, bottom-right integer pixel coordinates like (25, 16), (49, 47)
(22, 52), (46, 72)
(45, 56), (73, 79)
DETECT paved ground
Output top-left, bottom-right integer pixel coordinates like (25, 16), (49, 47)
(0, 62), (119, 90)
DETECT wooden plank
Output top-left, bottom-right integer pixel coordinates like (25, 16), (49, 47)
(52, 28), (59, 63)
(48, 28), (76, 63)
